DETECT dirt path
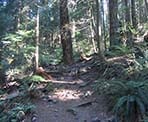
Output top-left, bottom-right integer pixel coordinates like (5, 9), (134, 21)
(25, 76), (112, 122)
(25, 59), (113, 122)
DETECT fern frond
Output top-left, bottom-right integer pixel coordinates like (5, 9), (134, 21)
(135, 97), (145, 115)
(113, 96), (128, 113)
(138, 89), (148, 105)
(111, 80), (128, 90)
(126, 95), (131, 122)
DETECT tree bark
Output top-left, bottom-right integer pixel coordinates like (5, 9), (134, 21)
(100, 0), (107, 51)
(35, 8), (39, 71)
(144, 0), (148, 20)
(145, 0), (148, 11)
(96, 0), (101, 53)
(60, 0), (73, 65)
(124, 0), (133, 46)
(131, 0), (137, 29)
(109, 0), (120, 47)
(90, 7), (97, 53)
(0, 42), (5, 84)
(95, 0), (104, 60)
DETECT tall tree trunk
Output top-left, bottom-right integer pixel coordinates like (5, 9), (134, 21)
(144, 0), (148, 12)
(0, 42), (5, 84)
(100, 0), (107, 51)
(109, 0), (120, 47)
(138, 0), (142, 24)
(131, 0), (137, 29)
(96, 0), (101, 52)
(96, 0), (104, 59)
(35, 8), (39, 71)
(60, 0), (73, 65)
(124, 0), (133, 46)
(17, 0), (22, 29)
(144, 0), (148, 20)
(124, 0), (131, 24)
(90, 7), (97, 53)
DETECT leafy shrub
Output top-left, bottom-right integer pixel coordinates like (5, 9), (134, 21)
(0, 102), (35, 122)
(95, 80), (148, 122)
(105, 45), (132, 57)
(30, 75), (45, 82)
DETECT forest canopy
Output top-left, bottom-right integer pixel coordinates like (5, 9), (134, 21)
(0, 0), (148, 122)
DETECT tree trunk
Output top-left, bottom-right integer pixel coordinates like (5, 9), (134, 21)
(109, 0), (120, 47)
(0, 42), (5, 84)
(144, 0), (148, 20)
(131, 0), (137, 29)
(90, 7), (97, 53)
(60, 0), (73, 65)
(35, 8), (39, 71)
(17, 0), (22, 29)
(96, 0), (101, 52)
(100, 0), (107, 51)
(96, 0), (104, 60)
(144, 0), (148, 12)
(124, 0), (133, 46)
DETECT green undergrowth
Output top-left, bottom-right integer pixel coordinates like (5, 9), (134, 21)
(0, 95), (35, 122)
(94, 79), (148, 122)
(0, 74), (54, 122)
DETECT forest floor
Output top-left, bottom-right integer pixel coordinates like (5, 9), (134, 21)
(25, 57), (116, 122)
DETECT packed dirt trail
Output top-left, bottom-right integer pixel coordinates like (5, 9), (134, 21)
(25, 59), (113, 122)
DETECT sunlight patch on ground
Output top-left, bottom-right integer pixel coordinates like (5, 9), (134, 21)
(51, 89), (83, 101)
(50, 79), (84, 85)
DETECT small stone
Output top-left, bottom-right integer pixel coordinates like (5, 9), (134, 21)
(31, 116), (37, 122)
(42, 97), (48, 101)
(91, 117), (101, 122)
(52, 99), (57, 104)
(54, 113), (59, 117)
(74, 117), (79, 120)
(48, 98), (54, 102)
(67, 108), (77, 116)
(54, 109), (58, 112)
(84, 91), (92, 97)
(31, 113), (38, 122)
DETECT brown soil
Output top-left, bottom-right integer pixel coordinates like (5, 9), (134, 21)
(25, 58), (115, 122)
(25, 78), (112, 122)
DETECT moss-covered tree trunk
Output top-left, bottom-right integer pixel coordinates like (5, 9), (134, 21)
(109, 0), (120, 47)
(131, 0), (137, 29)
(0, 42), (5, 84)
(124, 0), (133, 46)
(60, 0), (73, 65)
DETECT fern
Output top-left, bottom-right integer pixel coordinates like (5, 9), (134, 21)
(136, 97), (145, 114)
(113, 96), (128, 113)
(95, 80), (148, 121)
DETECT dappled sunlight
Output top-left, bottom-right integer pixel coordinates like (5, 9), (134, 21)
(107, 55), (134, 64)
(50, 79), (84, 84)
(50, 89), (83, 101)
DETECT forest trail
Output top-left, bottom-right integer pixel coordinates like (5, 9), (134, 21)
(25, 79), (110, 122)
(25, 60), (112, 122)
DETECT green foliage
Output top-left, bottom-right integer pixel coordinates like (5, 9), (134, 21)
(0, 5), (13, 36)
(0, 102), (35, 122)
(128, 25), (138, 35)
(44, 82), (54, 92)
(39, 46), (62, 65)
(30, 75), (45, 82)
(19, 75), (45, 91)
(1, 29), (35, 72)
(40, 0), (59, 34)
(95, 80), (148, 121)
(105, 45), (132, 57)
(73, 39), (95, 59)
